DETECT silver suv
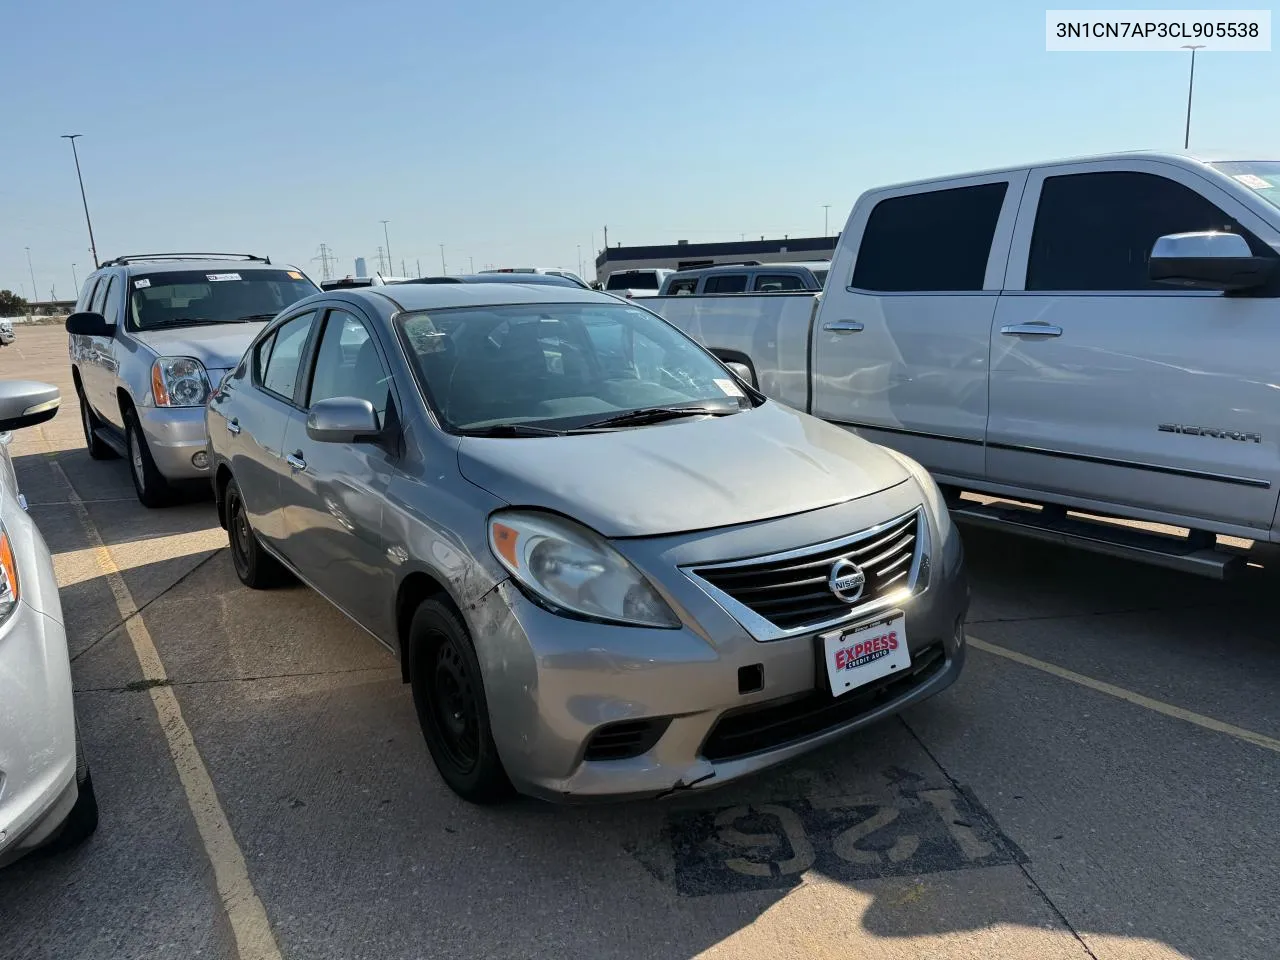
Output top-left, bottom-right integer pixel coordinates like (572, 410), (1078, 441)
(66, 254), (319, 506)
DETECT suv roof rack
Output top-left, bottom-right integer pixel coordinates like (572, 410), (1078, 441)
(101, 253), (272, 266)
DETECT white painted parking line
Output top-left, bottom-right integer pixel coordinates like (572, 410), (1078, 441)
(49, 458), (283, 960)
(968, 635), (1280, 755)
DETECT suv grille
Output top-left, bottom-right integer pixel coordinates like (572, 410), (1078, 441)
(689, 510), (922, 632)
(701, 642), (946, 762)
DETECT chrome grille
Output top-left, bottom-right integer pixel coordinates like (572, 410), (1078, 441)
(688, 510), (924, 635)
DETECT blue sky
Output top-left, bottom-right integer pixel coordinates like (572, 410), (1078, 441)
(2, 0), (1277, 296)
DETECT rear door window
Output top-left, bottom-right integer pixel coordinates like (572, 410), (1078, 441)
(754, 274), (805, 292)
(667, 277), (699, 295)
(259, 311), (317, 403)
(704, 274), (749, 293)
(852, 182), (1009, 292)
(90, 275), (112, 315)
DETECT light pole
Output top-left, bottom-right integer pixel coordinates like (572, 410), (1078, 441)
(61, 135), (99, 267)
(72, 263), (78, 294)
(823, 205), (831, 236)
(439, 244), (446, 273)
(380, 220), (392, 268)
(469, 256), (475, 273)
(25, 248), (37, 312)
(1182, 45), (1205, 150)
(416, 258), (422, 277)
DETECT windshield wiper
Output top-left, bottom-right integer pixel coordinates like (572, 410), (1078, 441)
(234, 313), (278, 322)
(459, 423), (566, 438)
(576, 402), (741, 430)
(145, 317), (214, 328)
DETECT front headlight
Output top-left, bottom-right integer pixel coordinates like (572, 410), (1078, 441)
(0, 526), (20, 624)
(151, 357), (211, 407)
(882, 448), (953, 543)
(488, 510), (680, 628)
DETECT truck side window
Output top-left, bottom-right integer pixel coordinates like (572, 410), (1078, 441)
(754, 274), (804, 292)
(1026, 172), (1253, 291)
(667, 278), (698, 296)
(852, 182), (1008, 292)
(76, 277), (101, 312)
(90, 275), (112, 315)
(101, 274), (125, 325)
(704, 274), (748, 293)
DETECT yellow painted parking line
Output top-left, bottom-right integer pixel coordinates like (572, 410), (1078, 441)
(49, 460), (283, 960)
(968, 635), (1280, 755)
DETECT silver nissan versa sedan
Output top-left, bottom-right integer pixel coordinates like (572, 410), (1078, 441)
(206, 283), (968, 803)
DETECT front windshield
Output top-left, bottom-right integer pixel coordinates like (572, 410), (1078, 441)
(398, 301), (752, 433)
(128, 269), (318, 330)
(1212, 161), (1280, 211)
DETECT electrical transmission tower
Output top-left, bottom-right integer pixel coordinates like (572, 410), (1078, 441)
(312, 244), (338, 281)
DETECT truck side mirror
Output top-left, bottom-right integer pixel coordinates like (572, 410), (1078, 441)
(0, 380), (60, 432)
(65, 311), (115, 336)
(1149, 231), (1277, 291)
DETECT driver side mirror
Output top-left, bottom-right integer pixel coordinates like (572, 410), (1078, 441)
(0, 380), (60, 432)
(65, 311), (115, 336)
(1149, 231), (1278, 291)
(306, 397), (381, 444)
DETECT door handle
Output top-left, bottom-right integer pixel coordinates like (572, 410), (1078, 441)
(822, 320), (865, 334)
(286, 452), (306, 472)
(1000, 322), (1063, 338)
(226, 418), (241, 436)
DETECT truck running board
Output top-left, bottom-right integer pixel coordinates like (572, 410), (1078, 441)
(949, 500), (1247, 580)
(93, 427), (128, 459)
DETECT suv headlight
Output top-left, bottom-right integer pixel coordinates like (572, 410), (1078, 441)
(151, 357), (211, 407)
(0, 526), (19, 624)
(488, 510), (680, 628)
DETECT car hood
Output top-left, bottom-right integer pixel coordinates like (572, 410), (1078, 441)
(133, 322), (268, 371)
(456, 402), (910, 538)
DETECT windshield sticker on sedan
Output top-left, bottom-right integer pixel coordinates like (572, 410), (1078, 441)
(133, 278), (151, 289)
(287, 271), (303, 280)
(207, 273), (241, 282)
(713, 378), (744, 397)
(1233, 173), (1272, 190)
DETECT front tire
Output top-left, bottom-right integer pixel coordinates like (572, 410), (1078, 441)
(124, 408), (172, 508)
(43, 728), (99, 853)
(409, 599), (513, 804)
(224, 478), (289, 588)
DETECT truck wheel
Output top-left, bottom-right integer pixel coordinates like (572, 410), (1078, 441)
(224, 478), (289, 588)
(124, 408), (172, 508)
(43, 728), (99, 853)
(409, 599), (513, 805)
(77, 385), (117, 461)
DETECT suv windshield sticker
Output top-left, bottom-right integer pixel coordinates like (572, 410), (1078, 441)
(1232, 173), (1271, 190)
(713, 378), (744, 397)
(287, 271), (303, 280)
(134, 279), (151, 289)
(207, 273), (241, 282)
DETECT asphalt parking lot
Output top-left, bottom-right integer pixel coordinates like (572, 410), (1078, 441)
(2, 324), (1278, 960)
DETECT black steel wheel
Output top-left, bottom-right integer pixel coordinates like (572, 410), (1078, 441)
(224, 478), (288, 588)
(409, 599), (513, 804)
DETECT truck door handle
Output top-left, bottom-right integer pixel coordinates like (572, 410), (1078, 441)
(226, 418), (241, 436)
(1000, 322), (1063, 338)
(823, 320), (865, 334)
(286, 452), (306, 472)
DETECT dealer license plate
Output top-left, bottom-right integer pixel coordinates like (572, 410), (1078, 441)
(821, 613), (910, 698)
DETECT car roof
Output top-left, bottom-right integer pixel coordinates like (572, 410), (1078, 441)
(103, 259), (302, 276)
(672, 261), (826, 278)
(332, 282), (616, 313)
(402, 273), (580, 287)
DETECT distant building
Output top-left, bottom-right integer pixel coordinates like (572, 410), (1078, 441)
(594, 236), (838, 284)
(354, 257), (367, 278)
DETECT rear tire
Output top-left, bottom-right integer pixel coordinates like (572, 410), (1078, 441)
(77, 384), (116, 461)
(124, 408), (173, 508)
(224, 478), (289, 588)
(43, 728), (99, 853)
(409, 599), (513, 804)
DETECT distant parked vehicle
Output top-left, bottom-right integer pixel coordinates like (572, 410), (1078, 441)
(604, 269), (675, 299)
(65, 253), (320, 507)
(206, 282), (967, 804)
(659, 262), (829, 296)
(321, 274), (411, 291)
(0, 320), (13, 346)
(0, 380), (98, 867)
(478, 267), (591, 288)
(398, 273), (584, 288)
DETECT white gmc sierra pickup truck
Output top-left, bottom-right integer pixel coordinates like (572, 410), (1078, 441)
(646, 151), (1280, 578)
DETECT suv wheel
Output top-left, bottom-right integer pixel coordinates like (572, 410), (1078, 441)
(224, 478), (289, 588)
(77, 385), (117, 461)
(409, 599), (513, 804)
(123, 409), (172, 508)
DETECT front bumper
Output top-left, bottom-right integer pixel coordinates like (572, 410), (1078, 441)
(472, 486), (969, 802)
(137, 404), (212, 481)
(0, 601), (78, 866)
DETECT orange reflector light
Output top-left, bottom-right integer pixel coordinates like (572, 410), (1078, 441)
(151, 363), (170, 406)
(492, 522), (520, 568)
(0, 531), (19, 602)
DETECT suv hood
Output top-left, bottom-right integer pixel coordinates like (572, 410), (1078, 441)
(133, 322), (268, 371)
(457, 402), (910, 538)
